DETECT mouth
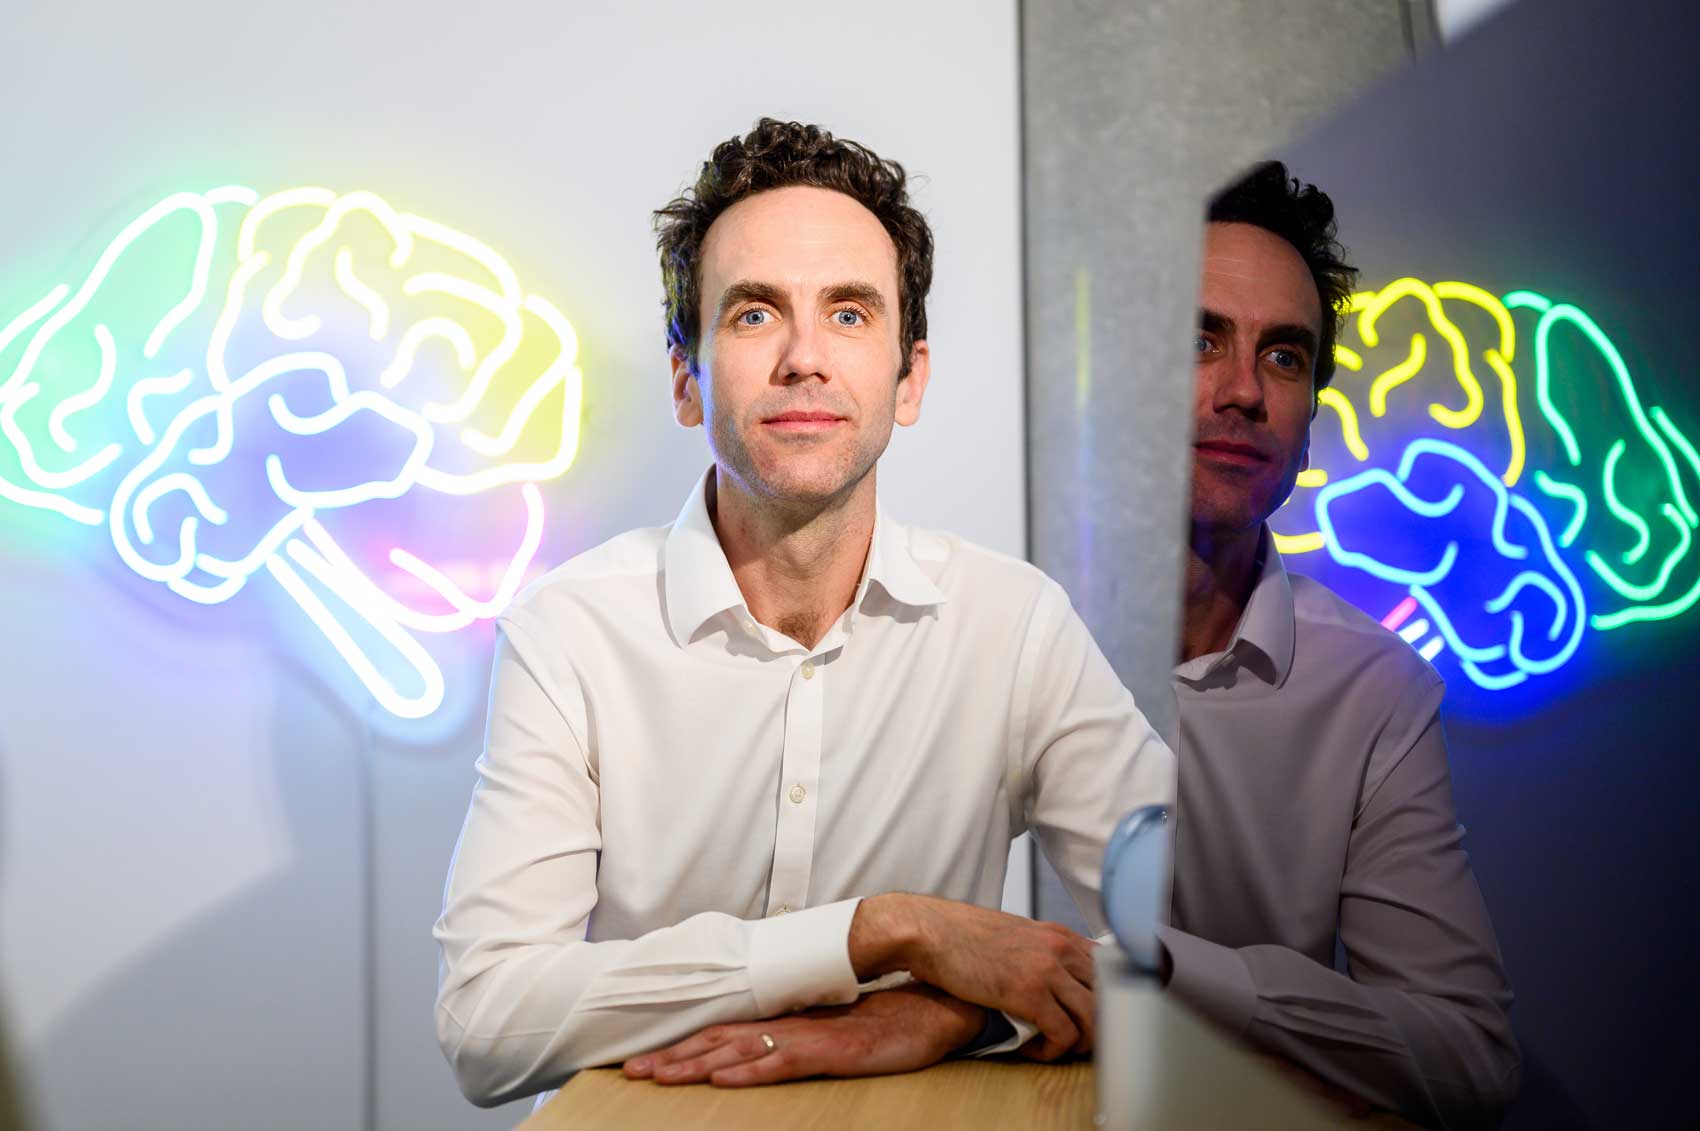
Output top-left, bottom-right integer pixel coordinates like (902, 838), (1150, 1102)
(762, 410), (846, 434)
(1193, 440), (1270, 467)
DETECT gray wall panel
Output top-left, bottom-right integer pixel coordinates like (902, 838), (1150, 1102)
(1275, 0), (1700, 1122)
(1022, 0), (1415, 926)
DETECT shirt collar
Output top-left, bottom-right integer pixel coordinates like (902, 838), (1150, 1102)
(863, 501), (948, 610)
(662, 467), (946, 648)
(1174, 527), (1296, 687)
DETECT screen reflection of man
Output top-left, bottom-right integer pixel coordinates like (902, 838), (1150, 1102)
(1159, 161), (1520, 1129)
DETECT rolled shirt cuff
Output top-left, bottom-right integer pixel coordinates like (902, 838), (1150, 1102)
(1157, 925), (1258, 1039)
(748, 897), (863, 1016)
(963, 1011), (1037, 1057)
(857, 970), (914, 994)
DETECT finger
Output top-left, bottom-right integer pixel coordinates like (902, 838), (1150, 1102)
(654, 1032), (777, 1085)
(1022, 996), (1079, 1062)
(642, 1027), (734, 1070)
(624, 1030), (726, 1078)
(1053, 973), (1096, 1056)
(1029, 921), (1095, 988)
(711, 1047), (812, 1087)
(1057, 935), (1097, 988)
(627, 1038), (716, 1078)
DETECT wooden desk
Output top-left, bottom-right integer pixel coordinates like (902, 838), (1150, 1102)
(520, 1056), (1416, 1130)
(520, 1059), (1094, 1131)
(525, 960), (1419, 1130)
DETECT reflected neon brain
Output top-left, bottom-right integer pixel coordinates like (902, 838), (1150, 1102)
(1274, 279), (1698, 694)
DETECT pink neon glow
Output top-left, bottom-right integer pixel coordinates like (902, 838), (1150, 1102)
(386, 482), (545, 622)
(1381, 596), (1420, 631)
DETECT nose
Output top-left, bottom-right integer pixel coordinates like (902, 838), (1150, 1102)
(1209, 342), (1266, 419)
(775, 315), (830, 386)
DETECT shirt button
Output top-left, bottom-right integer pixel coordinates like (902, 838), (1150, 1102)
(801, 660), (816, 680)
(772, 905), (789, 916)
(743, 619), (757, 634)
(789, 784), (806, 804)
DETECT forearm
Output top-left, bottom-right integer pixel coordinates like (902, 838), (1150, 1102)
(437, 900), (863, 1106)
(847, 892), (924, 978)
(1159, 927), (1519, 1129)
(893, 983), (993, 1052)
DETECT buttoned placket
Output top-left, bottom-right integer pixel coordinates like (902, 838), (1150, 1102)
(765, 646), (828, 918)
(738, 589), (867, 922)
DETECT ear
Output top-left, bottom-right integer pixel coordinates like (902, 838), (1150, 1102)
(671, 345), (703, 428)
(894, 339), (932, 428)
(1304, 375), (1323, 468)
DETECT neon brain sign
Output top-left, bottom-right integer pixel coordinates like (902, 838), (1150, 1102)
(0, 187), (582, 718)
(1274, 278), (1699, 695)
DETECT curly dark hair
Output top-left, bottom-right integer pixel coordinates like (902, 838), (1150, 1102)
(654, 118), (934, 379)
(1207, 161), (1357, 389)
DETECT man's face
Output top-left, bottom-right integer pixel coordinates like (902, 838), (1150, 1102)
(673, 185), (928, 506)
(1190, 221), (1322, 538)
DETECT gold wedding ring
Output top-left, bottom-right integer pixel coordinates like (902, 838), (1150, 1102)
(759, 1032), (777, 1054)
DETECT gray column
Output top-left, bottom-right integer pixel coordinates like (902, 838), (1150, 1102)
(1022, 0), (1426, 926)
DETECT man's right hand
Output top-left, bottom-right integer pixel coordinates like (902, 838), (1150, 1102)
(848, 893), (1096, 1060)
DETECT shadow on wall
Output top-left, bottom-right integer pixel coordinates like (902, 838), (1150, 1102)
(0, 1025), (21, 1131)
(1, 756), (31, 1131)
(26, 655), (367, 1131)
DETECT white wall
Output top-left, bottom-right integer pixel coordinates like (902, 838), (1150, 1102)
(1435, 0), (1521, 42)
(0, 3), (1025, 1129)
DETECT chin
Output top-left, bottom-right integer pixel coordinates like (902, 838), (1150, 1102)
(736, 457), (850, 503)
(749, 440), (880, 501)
(764, 471), (859, 505)
(1189, 494), (1268, 536)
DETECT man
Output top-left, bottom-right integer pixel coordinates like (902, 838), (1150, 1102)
(434, 119), (1173, 1106)
(1161, 161), (1520, 1127)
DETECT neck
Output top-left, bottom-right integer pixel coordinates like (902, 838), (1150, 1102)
(709, 467), (877, 650)
(1180, 523), (1263, 663)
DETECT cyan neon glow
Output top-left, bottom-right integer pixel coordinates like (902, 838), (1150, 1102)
(1271, 278), (1697, 700)
(1315, 439), (1587, 691)
(0, 186), (583, 718)
(1532, 471), (1587, 547)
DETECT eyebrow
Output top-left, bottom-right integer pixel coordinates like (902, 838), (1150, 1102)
(822, 282), (887, 315)
(716, 281), (786, 322)
(714, 279), (889, 322)
(1199, 308), (1319, 357)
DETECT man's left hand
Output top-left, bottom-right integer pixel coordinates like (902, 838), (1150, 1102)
(621, 984), (986, 1087)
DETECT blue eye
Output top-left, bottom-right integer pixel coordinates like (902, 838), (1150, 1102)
(1268, 348), (1301, 369)
(738, 309), (770, 327)
(1193, 335), (1211, 354)
(833, 309), (864, 327)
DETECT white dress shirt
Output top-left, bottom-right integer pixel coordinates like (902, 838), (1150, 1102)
(435, 469), (1174, 1106)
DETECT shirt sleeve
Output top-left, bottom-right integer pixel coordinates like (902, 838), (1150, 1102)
(1012, 580), (1178, 935)
(434, 616), (861, 1107)
(1158, 708), (1521, 1129)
